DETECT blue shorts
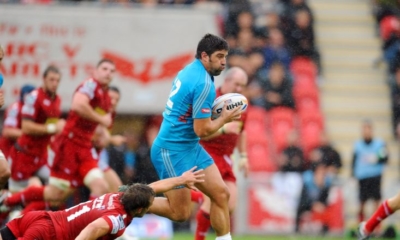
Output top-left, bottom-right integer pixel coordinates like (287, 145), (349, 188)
(151, 143), (214, 182)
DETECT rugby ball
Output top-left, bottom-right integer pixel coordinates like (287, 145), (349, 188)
(211, 93), (248, 120)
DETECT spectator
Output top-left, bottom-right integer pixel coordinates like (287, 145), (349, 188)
(352, 119), (388, 223)
(262, 27), (292, 71)
(285, 9), (321, 73)
(278, 130), (305, 172)
(224, 3), (253, 37)
(106, 129), (140, 184)
(280, 0), (314, 32)
(309, 132), (342, 175)
(391, 64), (400, 137)
(250, 61), (295, 110)
(295, 161), (332, 233)
(130, 115), (161, 185)
(227, 29), (264, 79)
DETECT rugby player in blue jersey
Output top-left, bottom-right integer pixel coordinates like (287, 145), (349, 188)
(150, 33), (242, 240)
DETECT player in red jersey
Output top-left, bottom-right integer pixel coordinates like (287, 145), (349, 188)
(0, 167), (204, 240)
(1, 59), (116, 211)
(7, 66), (64, 193)
(92, 86), (125, 193)
(0, 45), (10, 190)
(194, 67), (249, 240)
(0, 84), (36, 159)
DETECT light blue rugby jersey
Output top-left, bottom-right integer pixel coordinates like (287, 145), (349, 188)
(153, 59), (216, 151)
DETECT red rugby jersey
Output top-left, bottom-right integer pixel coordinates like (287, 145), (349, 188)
(62, 78), (111, 148)
(49, 192), (133, 240)
(200, 88), (247, 157)
(17, 88), (61, 156)
(0, 101), (23, 157)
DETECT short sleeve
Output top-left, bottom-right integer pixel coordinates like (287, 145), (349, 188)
(78, 79), (98, 100)
(21, 91), (39, 120)
(4, 103), (20, 127)
(192, 75), (215, 119)
(102, 214), (126, 235)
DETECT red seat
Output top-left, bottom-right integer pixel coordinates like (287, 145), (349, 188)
(298, 112), (324, 157)
(290, 57), (317, 78)
(247, 141), (276, 172)
(293, 74), (318, 90)
(293, 80), (319, 100)
(245, 106), (269, 143)
(268, 107), (296, 153)
(294, 89), (320, 114)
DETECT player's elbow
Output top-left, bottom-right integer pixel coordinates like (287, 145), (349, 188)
(70, 101), (85, 114)
(194, 128), (213, 138)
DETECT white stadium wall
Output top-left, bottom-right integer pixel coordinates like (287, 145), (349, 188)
(0, 4), (222, 114)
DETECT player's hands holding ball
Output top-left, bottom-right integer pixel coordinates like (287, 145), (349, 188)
(212, 93), (248, 123)
(220, 102), (242, 122)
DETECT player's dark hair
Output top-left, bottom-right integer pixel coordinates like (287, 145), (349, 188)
(97, 58), (115, 67)
(109, 85), (120, 94)
(195, 33), (229, 59)
(42, 65), (61, 78)
(120, 183), (155, 214)
(20, 84), (36, 103)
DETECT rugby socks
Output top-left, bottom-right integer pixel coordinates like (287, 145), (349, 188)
(191, 190), (204, 204)
(195, 209), (211, 240)
(21, 201), (49, 214)
(215, 232), (231, 240)
(5, 186), (44, 206)
(365, 200), (394, 233)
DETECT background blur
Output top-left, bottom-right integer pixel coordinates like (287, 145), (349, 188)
(1, 0), (400, 238)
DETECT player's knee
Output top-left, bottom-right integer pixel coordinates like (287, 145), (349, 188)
(86, 173), (109, 196)
(47, 179), (70, 201)
(171, 207), (192, 222)
(212, 185), (230, 205)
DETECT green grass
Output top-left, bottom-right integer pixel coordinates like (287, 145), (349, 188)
(172, 232), (341, 240)
(170, 232), (396, 240)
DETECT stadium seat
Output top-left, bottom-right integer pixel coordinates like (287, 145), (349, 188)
(298, 112), (324, 157)
(268, 107), (296, 153)
(247, 141), (276, 172)
(245, 106), (269, 142)
(290, 57), (317, 79)
(293, 87), (320, 114)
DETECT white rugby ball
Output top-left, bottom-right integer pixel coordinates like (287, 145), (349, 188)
(211, 93), (248, 120)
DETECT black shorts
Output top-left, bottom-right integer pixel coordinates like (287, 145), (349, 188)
(359, 175), (382, 202)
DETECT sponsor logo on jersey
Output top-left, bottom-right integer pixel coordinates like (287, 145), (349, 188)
(201, 108), (210, 113)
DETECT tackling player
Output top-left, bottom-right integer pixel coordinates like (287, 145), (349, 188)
(149, 33), (241, 240)
(7, 66), (63, 193)
(0, 167), (204, 240)
(195, 67), (249, 240)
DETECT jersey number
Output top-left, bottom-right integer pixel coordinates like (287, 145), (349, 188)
(67, 205), (91, 222)
(167, 79), (181, 109)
